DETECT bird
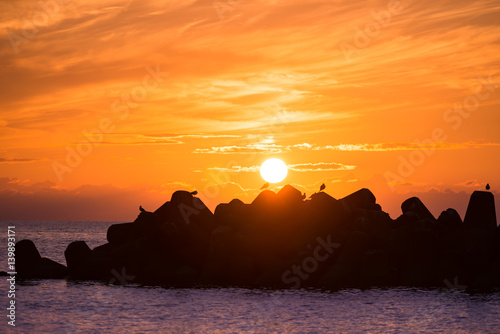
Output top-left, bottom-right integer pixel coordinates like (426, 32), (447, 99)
(486, 183), (490, 191)
(139, 206), (146, 213)
(260, 182), (269, 190)
(190, 190), (198, 195)
(319, 183), (326, 192)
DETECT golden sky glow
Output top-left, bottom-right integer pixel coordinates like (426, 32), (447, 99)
(1, 0), (499, 221)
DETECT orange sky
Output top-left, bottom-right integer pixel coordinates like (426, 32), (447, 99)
(1, 0), (499, 222)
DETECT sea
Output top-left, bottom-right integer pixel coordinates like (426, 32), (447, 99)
(1, 221), (499, 334)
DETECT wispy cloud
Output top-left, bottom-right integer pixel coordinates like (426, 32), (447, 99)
(159, 181), (195, 193)
(0, 157), (40, 164)
(207, 162), (356, 173)
(194, 141), (500, 154)
(86, 133), (242, 146)
(313, 142), (500, 152)
(194, 144), (283, 154)
(171, 134), (241, 139)
(288, 162), (356, 172)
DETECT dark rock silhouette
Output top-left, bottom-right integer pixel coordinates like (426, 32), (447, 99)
(401, 197), (435, 221)
(16, 240), (67, 279)
(213, 198), (246, 229)
(65, 241), (115, 280)
(15, 186), (500, 291)
(437, 208), (462, 229)
(464, 191), (497, 229)
(107, 222), (138, 245)
(17, 239), (41, 269)
(340, 188), (377, 211)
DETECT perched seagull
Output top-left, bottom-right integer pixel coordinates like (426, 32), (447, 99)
(320, 183), (326, 192)
(190, 190), (198, 195)
(486, 183), (490, 191)
(139, 206), (146, 213)
(260, 182), (270, 190)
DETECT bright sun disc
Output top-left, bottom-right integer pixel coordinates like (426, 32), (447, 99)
(260, 158), (288, 183)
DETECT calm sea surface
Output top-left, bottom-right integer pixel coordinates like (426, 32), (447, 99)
(1, 221), (499, 333)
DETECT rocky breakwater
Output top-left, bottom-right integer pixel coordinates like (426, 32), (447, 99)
(13, 187), (500, 291)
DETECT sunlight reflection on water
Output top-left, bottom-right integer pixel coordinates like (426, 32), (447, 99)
(3, 282), (499, 333)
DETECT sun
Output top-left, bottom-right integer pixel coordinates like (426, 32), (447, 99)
(260, 158), (288, 183)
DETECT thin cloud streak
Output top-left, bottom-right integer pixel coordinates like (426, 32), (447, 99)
(288, 162), (356, 172)
(194, 141), (500, 154)
(207, 162), (356, 173)
(0, 157), (41, 164)
(194, 144), (283, 154)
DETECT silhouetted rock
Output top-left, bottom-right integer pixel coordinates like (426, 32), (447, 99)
(65, 241), (92, 268)
(276, 184), (304, 206)
(161, 190), (216, 233)
(340, 188), (376, 211)
(33, 258), (68, 279)
(202, 226), (257, 286)
(36, 185), (498, 290)
(251, 189), (278, 209)
(65, 241), (115, 280)
(401, 197), (435, 221)
(437, 208), (462, 226)
(399, 228), (439, 286)
(470, 255), (500, 290)
(440, 248), (464, 285)
(16, 239), (68, 279)
(319, 231), (372, 289)
(358, 249), (395, 287)
(16, 239), (42, 271)
(93, 243), (116, 253)
(214, 198), (247, 229)
(393, 211), (418, 228)
(309, 191), (337, 206)
(464, 191), (497, 229)
(107, 222), (138, 245)
(437, 208), (462, 236)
